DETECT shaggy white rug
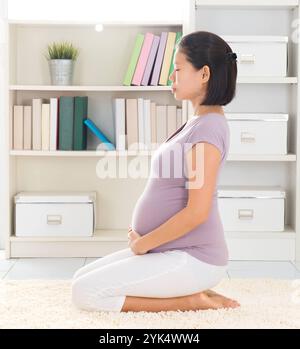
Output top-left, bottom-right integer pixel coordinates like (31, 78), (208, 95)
(0, 278), (299, 329)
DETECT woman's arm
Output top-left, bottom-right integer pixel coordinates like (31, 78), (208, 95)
(136, 141), (222, 253)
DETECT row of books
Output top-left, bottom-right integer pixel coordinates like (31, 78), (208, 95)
(123, 31), (182, 87)
(12, 96), (185, 152)
(12, 97), (115, 151)
(114, 98), (185, 151)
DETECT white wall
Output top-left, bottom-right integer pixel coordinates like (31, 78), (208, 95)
(7, 0), (184, 22)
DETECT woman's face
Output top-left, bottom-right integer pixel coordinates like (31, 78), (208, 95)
(169, 49), (210, 103)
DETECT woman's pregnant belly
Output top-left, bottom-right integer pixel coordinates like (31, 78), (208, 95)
(131, 185), (187, 236)
(130, 180), (224, 252)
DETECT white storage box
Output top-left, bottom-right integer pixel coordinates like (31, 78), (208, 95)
(14, 192), (96, 237)
(226, 113), (288, 155)
(217, 186), (285, 231)
(221, 36), (288, 77)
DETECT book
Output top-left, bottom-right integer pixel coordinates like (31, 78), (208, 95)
(23, 106), (32, 150)
(167, 105), (177, 138)
(123, 33), (145, 86)
(59, 96), (74, 150)
(141, 35), (160, 86)
(156, 105), (167, 144)
(73, 96), (88, 150)
(150, 101), (157, 150)
(167, 32), (183, 86)
(138, 98), (145, 150)
(150, 32), (168, 86)
(176, 108), (182, 129)
(114, 98), (126, 151)
(13, 105), (23, 150)
(143, 99), (151, 150)
(84, 119), (115, 151)
(32, 98), (42, 150)
(132, 32), (154, 86)
(49, 98), (58, 151)
(41, 103), (50, 150)
(125, 99), (139, 151)
(159, 32), (177, 86)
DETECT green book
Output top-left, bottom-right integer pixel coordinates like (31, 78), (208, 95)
(73, 96), (88, 150)
(167, 32), (182, 86)
(59, 96), (74, 150)
(123, 33), (144, 86)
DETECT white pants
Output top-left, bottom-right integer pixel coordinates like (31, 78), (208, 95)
(71, 248), (227, 312)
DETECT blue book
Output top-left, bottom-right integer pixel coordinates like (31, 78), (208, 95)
(84, 119), (116, 151)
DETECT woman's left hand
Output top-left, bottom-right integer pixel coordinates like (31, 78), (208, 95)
(128, 226), (148, 255)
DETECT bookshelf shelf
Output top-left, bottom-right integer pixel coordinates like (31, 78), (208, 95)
(9, 150), (297, 162)
(237, 77), (298, 84)
(9, 77), (298, 91)
(227, 154), (297, 162)
(195, 0), (298, 9)
(9, 227), (296, 243)
(9, 85), (173, 92)
(9, 150), (155, 157)
(8, 229), (296, 259)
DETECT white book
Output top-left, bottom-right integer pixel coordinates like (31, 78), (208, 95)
(32, 98), (42, 150)
(156, 105), (167, 145)
(13, 105), (23, 150)
(167, 105), (177, 137)
(50, 98), (58, 151)
(41, 103), (50, 151)
(137, 98), (145, 150)
(114, 98), (126, 151)
(187, 101), (194, 121)
(126, 99), (138, 151)
(23, 106), (32, 150)
(177, 108), (182, 128)
(150, 102), (157, 150)
(143, 99), (151, 150)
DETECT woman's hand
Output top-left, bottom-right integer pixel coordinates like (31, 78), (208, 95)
(128, 226), (148, 255)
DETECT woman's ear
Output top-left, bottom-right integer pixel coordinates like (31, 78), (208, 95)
(201, 65), (210, 83)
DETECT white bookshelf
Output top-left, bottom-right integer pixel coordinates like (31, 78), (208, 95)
(3, 18), (188, 258)
(1, 0), (299, 261)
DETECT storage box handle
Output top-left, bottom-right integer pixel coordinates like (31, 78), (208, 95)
(240, 54), (255, 64)
(241, 132), (256, 143)
(238, 209), (254, 220)
(47, 215), (62, 225)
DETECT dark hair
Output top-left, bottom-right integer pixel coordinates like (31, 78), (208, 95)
(178, 31), (237, 106)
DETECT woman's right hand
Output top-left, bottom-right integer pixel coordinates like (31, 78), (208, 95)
(127, 226), (148, 255)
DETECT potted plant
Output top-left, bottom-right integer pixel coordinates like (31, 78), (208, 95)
(45, 41), (79, 85)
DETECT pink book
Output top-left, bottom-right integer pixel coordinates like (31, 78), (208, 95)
(150, 32), (168, 86)
(132, 33), (154, 86)
(141, 35), (160, 86)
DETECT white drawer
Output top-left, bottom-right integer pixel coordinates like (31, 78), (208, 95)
(226, 113), (288, 155)
(222, 36), (288, 77)
(14, 191), (96, 237)
(218, 187), (285, 231)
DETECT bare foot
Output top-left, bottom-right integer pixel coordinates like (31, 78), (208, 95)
(189, 292), (228, 310)
(204, 289), (240, 308)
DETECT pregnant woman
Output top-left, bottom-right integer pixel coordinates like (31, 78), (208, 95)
(72, 31), (240, 312)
